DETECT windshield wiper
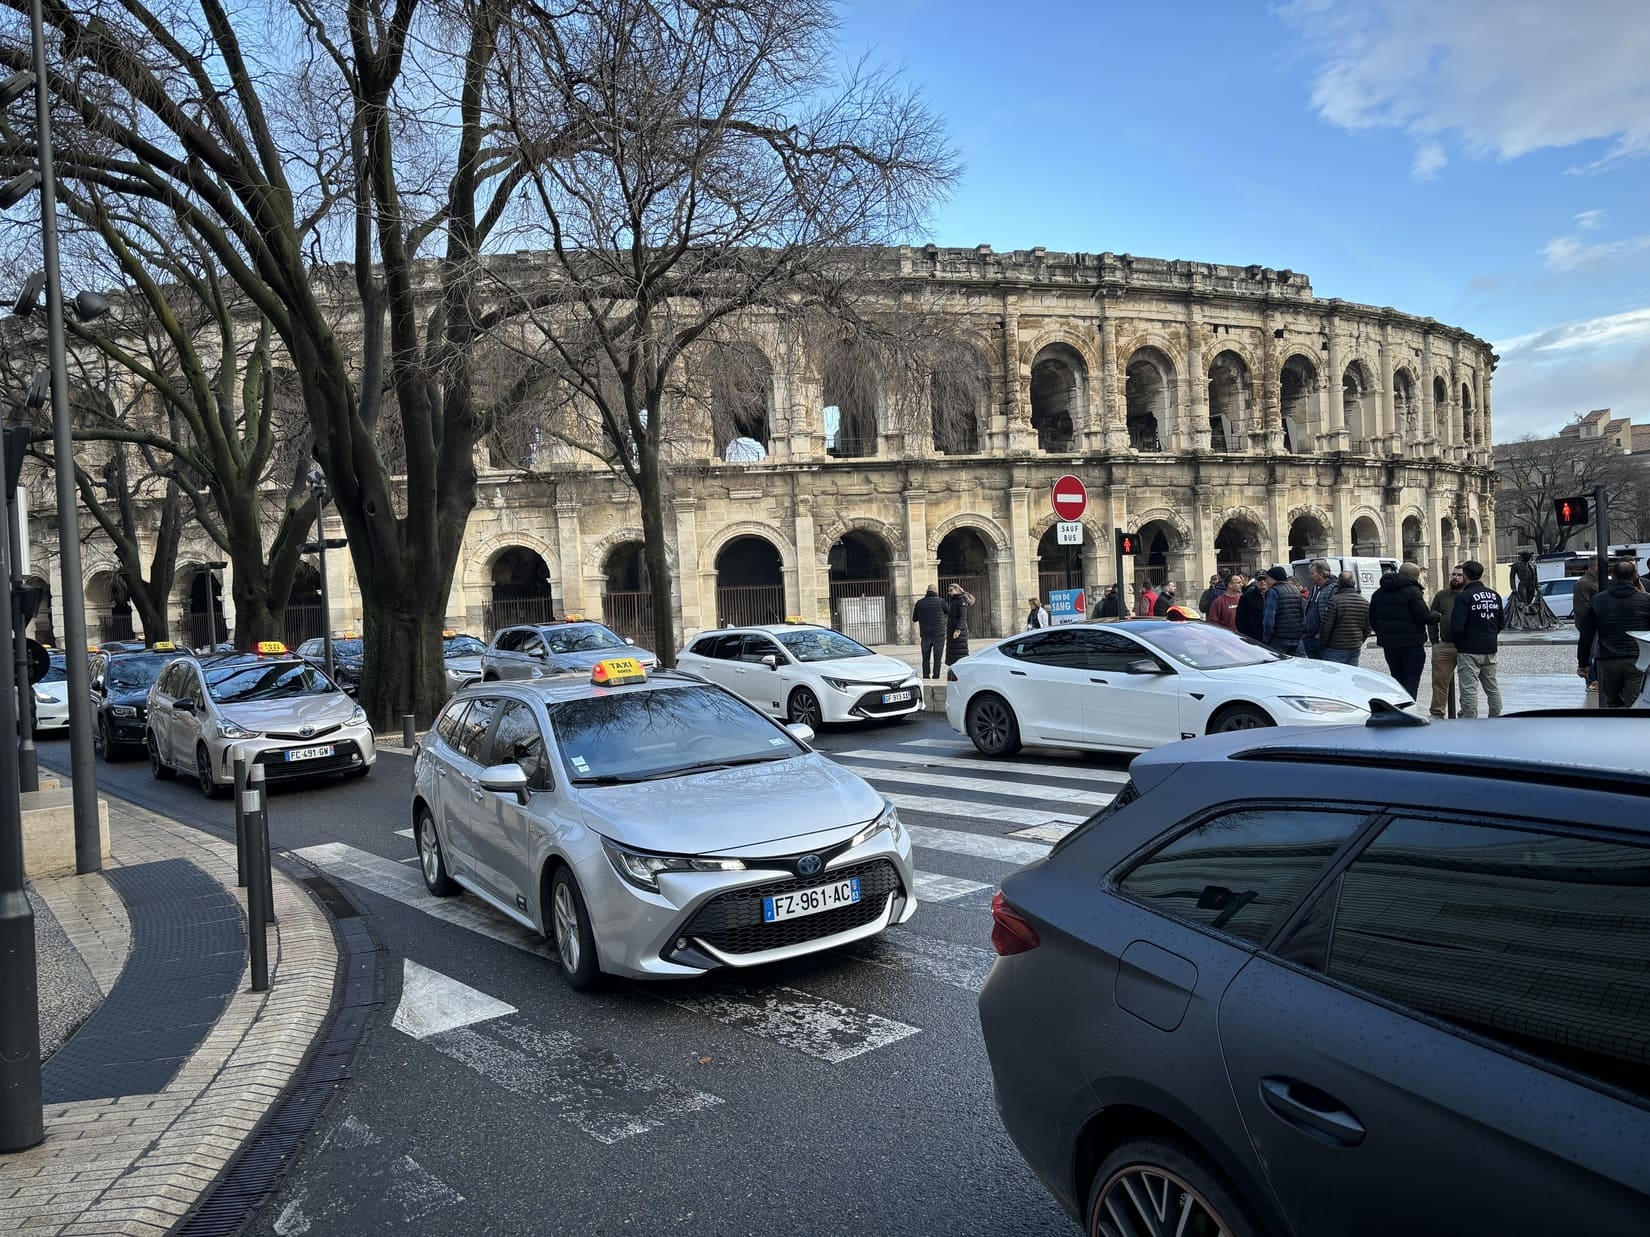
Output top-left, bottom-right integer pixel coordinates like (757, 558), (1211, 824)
(710, 753), (795, 767)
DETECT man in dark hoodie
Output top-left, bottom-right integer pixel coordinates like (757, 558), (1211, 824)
(1577, 559), (1650, 708)
(1367, 561), (1433, 700)
(912, 585), (947, 680)
(1449, 560), (1504, 717)
(1235, 572), (1267, 642)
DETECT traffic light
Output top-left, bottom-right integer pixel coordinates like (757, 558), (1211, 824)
(1116, 528), (1140, 556)
(1553, 495), (1590, 527)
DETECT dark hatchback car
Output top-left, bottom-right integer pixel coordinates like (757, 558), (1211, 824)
(90, 646), (192, 759)
(980, 714), (1649, 1237)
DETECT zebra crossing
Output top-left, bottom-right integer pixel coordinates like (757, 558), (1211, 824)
(290, 731), (1112, 1151)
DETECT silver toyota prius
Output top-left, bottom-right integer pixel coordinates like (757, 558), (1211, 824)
(410, 658), (917, 990)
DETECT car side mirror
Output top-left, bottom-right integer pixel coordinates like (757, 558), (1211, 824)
(624, 637), (637, 646)
(1125, 658), (1167, 675)
(761, 654), (778, 670)
(529, 647), (547, 659)
(785, 722), (815, 744)
(92, 677), (104, 693)
(478, 762), (531, 804)
(175, 699), (196, 713)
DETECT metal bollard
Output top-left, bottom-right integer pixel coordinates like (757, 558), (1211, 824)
(251, 763), (276, 925)
(401, 713), (416, 748)
(244, 766), (269, 992)
(233, 752), (249, 888)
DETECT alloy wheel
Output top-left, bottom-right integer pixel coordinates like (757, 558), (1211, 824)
(421, 823), (441, 886)
(1213, 707), (1272, 733)
(790, 690), (822, 730)
(553, 881), (581, 974)
(972, 699), (1010, 749)
(1092, 1164), (1233, 1237)
(197, 747), (216, 795)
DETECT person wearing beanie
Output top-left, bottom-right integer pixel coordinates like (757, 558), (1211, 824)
(1262, 566), (1305, 655)
(1368, 561), (1435, 700)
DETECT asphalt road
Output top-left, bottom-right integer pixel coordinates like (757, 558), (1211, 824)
(38, 714), (1106, 1237)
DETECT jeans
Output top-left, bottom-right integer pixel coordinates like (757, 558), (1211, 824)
(920, 635), (943, 679)
(1456, 651), (1502, 718)
(1321, 647), (1360, 665)
(1382, 646), (1425, 701)
(1598, 658), (1647, 709)
(1428, 643), (1458, 718)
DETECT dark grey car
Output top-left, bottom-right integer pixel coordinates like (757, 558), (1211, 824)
(979, 714), (1650, 1236)
(480, 621), (657, 681)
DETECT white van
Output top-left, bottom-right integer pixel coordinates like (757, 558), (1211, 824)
(1290, 556), (1399, 594)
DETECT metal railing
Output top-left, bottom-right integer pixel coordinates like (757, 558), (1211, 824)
(284, 604), (325, 647)
(483, 596), (557, 635)
(715, 584), (785, 629)
(601, 591), (656, 645)
(938, 573), (995, 638)
(828, 578), (894, 644)
(97, 612), (136, 643)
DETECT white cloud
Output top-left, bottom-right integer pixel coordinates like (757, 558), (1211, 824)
(1541, 233), (1650, 273)
(1492, 306), (1650, 439)
(1574, 209), (1606, 231)
(1411, 140), (1447, 179)
(1278, 0), (1650, 169)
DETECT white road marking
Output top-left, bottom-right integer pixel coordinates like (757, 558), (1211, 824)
(386, 1154), (466, 1221)
(837, 748), (1129, 785)
(296, 1116), (464, 1226)
(884, 791), (1086, 828)
(293, 843), (555, 959)
(1008, 822), (1077, 844)
(392, 959), (517, 1041)
(912, 872), (994, 903)
(898, 736), (1124, 767)
(394, 828), (413, 839)
(907, 824), (1051, 867)
(844, 765), (1106, 805)
(850, 933), (995, 992)
(658, 985), (920, 1064)
(424, 1019), (723, 1144)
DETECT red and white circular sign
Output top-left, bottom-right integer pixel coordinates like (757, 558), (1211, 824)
(1051, 474), (1087, 521)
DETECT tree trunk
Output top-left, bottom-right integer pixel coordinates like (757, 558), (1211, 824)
(638, 444), (678, 665)
(125, 584), (169, 645)
(361, 591), (447, 731)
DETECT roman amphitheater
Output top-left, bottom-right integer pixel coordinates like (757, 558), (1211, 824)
(34, 246), (1496, 649)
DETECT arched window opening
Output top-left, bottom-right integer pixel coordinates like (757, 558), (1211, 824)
(601, 542), (654, 643)
(1351, 516), (1383, 558)
(1393, 370), (1417, 444)
(1214, 518), (1264, 578)
(285, 561), (324, 646)
(937, 528), (996, 638)
(486, 546), (556, 633)
(1207, 352), (1251, 453)
(1343, 361), (1376, 450)
(1030, 345), (1086, 452)
(1280, 356), (1320, 454)
(822, 343), (879, 459)
(711, 344), (773, 463)
(1126, 349), (1175, 451)
(1288, 515), (1331, 564)
(715, 536), (784, 627)
(828, 531), (895, 644)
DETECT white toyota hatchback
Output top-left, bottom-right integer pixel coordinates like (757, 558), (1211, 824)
(947, 619), (1415, 757)
(677, 623), (922, 728)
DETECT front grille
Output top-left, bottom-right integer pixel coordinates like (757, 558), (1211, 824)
(264, 723), (342, 741)
(255, 740), (362, 779)
(680, 860), (903, 954)
(851, 686), (918, 715)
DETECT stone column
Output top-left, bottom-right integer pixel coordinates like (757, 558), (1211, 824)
(674, 498), (703, 641)
(1324, 323), (1348, 451)
(1183, 310), (1208, 453)
(1331, 482), (1353, 560)
(1189, 486), (1212, 589)
(903, 490), (929, 642)
(792, 494), (820, 623)
(1259, 308), (1283, 454)
(1007, 481), (1036, 613)
(1000, 296), (1029, 455)
(1099, 313), (1129, 452)
(554, 500), (584, 619)
(1419, 334), (1436, 454)
(1267, 485), (1289, 572)
(1378, 318), (1396, 448)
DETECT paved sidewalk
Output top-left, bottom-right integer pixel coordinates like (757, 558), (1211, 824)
(3, 795), (338, 1235)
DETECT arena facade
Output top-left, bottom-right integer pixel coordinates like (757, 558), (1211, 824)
(36, 246), (1496, 649)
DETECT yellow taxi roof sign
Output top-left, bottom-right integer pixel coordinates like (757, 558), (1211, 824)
(442, 628), (457, 638)
(149, 641), (176, 651)
(255, 640), (289, 655)
(563, 613), (585, 622)
(590, 657), (646, 686)
(782, 615), (808, 624)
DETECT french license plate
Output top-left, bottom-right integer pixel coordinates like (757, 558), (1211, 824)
(284, 744), (335, 763)
(763, 878), (861, 923)
(880, 690), (913, 704)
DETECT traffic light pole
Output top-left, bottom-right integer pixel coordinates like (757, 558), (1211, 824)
(1594, 484), (1609, 583)
(1114, 529), (1130, 619)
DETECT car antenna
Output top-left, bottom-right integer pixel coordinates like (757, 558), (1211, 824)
(1365, 698), (1428, 727)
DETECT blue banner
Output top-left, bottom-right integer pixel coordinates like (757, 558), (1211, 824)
(1049, 588), (1086, 624)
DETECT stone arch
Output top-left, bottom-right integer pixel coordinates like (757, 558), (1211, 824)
(826, 527), (897, 643)
(931, 341), (991, 456)
(934, 524), (1001, 638)
(708, 340), (775, 462)
(1206, 350), (1253, 453)
(1401, 511), (1426, 566)
(814, 514), (907, 564)
(1280, 353), (1323, 454)
(466, 530), (562, 596)
(1133, 514), (1188, 599)
(1349, 510), (1385, 557)
(713, 534), (786, 627)
(1431, 373), (1450, 441)
(1028, 341), (1089, 452)
(1287, 507), (1333, 562)
(1342, 358), (1378, 450)
(1213, 507), (1270, 576)
(702, 520), (800, 581)
(87, 567), (137, 644)
(1393, 367), (1419, 443)
(486, 544), (557, 630)
(821, 339), (881, 459)
(1124, 345), (1177, 451)
(926, 511), (1011, 559)
(583, 526), (677, 581)
(1460, 381), (1478, 446)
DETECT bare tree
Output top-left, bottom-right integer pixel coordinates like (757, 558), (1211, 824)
(1494, 424), (1630, 555)
(487, 0), (957, 660)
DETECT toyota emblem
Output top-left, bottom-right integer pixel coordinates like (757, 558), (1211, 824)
(299, 725), (315, 738)
(796, 854), (823, 877)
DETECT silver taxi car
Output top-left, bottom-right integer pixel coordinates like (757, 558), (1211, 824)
(480, 618), (657, 682)
(147, 642), (375, 796)
(411, 657), (917, 990)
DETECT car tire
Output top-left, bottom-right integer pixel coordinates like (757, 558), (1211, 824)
(196, 745), (227, 799)
(149, 733), (175, 780)
(1208, 704), (1275, 734)
(787, 688), (823, 730)
(1087, 1135), (1261, 1237)
(966, 693), (1022, 757)
(545, 865), (602, 993)
(416, 807), (459, 896)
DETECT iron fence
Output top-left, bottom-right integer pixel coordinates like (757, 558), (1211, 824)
(97, 612), (136, 643)
(715, 584), (785, 629)
(828, 578), (894, 644)
(938, 573), (995, 638)
(284, 604), (325, 647)
(483, 596), (557, 635)
(601, 591), (656, 645)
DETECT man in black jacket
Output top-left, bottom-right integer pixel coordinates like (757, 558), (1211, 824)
(912, 585), (946, 680)
(1367, 561), (1433, 700)
(1235, 574), (1267, 642)
(1577, 559), (1650, 708)
(1449, 560), (1504, 717)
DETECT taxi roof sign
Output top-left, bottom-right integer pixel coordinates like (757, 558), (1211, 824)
(590, 657), (646, 686)
(149, 641), (176, 651)
(255, 640), (289, 655)
(442, 628), (457, 638)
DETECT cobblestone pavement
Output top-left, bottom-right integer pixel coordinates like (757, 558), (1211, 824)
(30, 890), (104, 1061)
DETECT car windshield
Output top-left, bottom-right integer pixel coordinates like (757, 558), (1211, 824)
(106, 654), (176, 690)
(550, 686), (802, 784)
(444, 635), (485, 657)
(545, 623), (627, 655)
(44, 655), (68, 684)
(207, 660), (339, 703)
(332, 639), (364, 660)
(775, 629), (873, 662)
(1139, 623), (1285, 670)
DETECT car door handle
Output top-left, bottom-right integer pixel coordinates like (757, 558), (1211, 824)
(1089, 677), (1108, 685)
(1259, 1077), (1365, 1147)
(471, 788), (484, 802)
(1009, 670), (1026, 677)
(436, 767), (446, 778)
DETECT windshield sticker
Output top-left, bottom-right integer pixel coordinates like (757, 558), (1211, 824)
(768, 737), (786, 746)
(570, 756), (590, 773)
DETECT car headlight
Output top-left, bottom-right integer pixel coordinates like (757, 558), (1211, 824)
(33, 689), (51, 705)
(110, 705), (138, 718)
(602, 839), (747, 892)
(821, 676), (854, 692)
(1278, 695), (1361, 715)
(216, 720), (258, 739)
(848, 802), (902, 850)
(348, 705), (367, 726)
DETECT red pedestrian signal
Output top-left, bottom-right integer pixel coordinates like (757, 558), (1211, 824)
(1116, 529), (1140, 556)
(1553, 495), (1590, 527)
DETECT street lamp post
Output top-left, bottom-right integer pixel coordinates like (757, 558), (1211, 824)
(306, 471), (334, 680)
(5, 425), (38, 792)
(201, 560), (227, 651)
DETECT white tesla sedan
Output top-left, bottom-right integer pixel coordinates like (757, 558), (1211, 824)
(946, 620), (1415, 757)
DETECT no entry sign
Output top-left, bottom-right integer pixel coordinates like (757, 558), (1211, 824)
(1051, 474), (1087, 521)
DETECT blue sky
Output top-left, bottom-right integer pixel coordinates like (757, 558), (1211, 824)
(836, 0), (1650, 440)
